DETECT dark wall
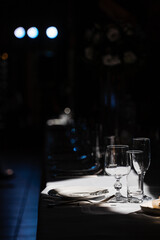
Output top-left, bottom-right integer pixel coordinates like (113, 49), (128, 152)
(0, 0), (160, 139)
(0, 1), (70, 130)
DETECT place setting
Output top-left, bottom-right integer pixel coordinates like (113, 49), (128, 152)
(41, 135), (160, 218)
(42, 185), (114, 207)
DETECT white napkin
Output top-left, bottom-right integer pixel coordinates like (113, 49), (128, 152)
(41, 175), (116, 196)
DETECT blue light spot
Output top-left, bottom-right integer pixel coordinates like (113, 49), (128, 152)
(14, 27), (25, 39)
(80, 155), (87, 160)
(27, 27), (39, 38)
(46, 26), (58, 39)
(90, 165), (96, 170)
(73, 147), (78, 152)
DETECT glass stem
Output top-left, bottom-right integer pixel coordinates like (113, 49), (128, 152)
(114, 177), (122, 199)
(138, 173), (144, 195)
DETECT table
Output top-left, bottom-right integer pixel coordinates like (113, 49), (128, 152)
(36, 123), (160, 240)
(37, 193), (160, 239)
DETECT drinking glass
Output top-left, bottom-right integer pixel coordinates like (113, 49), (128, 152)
(104, 145), (131, 203)
(127, 150), (144, 203)
(132, 137), (152, 200)
(101, 135), (117, 175)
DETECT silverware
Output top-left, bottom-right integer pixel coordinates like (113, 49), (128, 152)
(87, 189), (109, 196)
(47, 194), (115, 207)
(48, 188), (109, 198)
(47, 198), (93, 207)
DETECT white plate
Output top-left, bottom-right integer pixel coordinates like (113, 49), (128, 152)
(140, 200), (160, 215)
(54, 186), (109, 199)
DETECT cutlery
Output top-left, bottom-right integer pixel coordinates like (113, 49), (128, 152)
(47, 194), (115, 207)
(48, 188), (109, 198)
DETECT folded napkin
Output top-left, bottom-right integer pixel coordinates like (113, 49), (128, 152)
(42, 176), (115, 206)
(42, 175), (116, 196)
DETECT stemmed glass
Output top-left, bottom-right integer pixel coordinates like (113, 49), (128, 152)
(104, 145), (131, 203)
(132, 137), (152, 200)
(127, 150), (144, 203)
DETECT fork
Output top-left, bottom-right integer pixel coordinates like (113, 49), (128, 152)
(47, 194), (115, 207)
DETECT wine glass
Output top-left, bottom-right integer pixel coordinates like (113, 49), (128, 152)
(132, 137), (152, 200)
(104, 145), (131, 203)
(101, 135), (117, 175)
(127, 150), (144, 203)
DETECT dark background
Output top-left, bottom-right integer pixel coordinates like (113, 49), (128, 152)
(0, 0), (160, 151)
(0, 2), (160, 238)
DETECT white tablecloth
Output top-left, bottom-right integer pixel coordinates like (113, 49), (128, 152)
(41, 171), (159, 215)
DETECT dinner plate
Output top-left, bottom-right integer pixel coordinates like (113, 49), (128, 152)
(51, 164), (101, 176)
(140, 200), (160, 215)
(52, 186), (109, 199)
(50, 152), (102, 176)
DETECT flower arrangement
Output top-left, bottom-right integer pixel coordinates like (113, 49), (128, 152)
(82, 21), (146, 68)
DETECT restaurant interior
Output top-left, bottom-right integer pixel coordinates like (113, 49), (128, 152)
(0, 0), (160, 239)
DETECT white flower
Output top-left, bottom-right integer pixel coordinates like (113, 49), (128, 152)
(123, 51), (137, 64)
(106, 27), (120, 42)
(102, 54), (121, 66)
(84, 47), (94, 60)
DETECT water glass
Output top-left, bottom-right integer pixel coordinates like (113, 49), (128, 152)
(127, 150), (143, 203)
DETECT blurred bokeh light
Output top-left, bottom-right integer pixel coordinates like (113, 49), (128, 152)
(27, 27), (39, 38)
(14, 27), (26, 38)
(46, 26), (58, 39)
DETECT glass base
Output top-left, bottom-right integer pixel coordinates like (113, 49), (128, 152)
(128, 196), (143, 203)
(108, 194), (128, 203)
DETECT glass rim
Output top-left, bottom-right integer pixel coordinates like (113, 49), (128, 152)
(127, 150), (143, 154)
(133, 137), (150, 141)
(107, 144), (129, 149)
